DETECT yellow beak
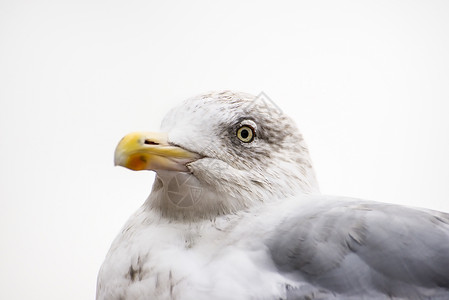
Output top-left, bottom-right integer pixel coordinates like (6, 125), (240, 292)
(114, 132), (201, 172)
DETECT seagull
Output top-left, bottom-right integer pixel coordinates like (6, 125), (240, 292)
(97, 91), (449, 300)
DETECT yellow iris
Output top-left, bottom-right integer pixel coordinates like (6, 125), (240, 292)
(237, 125), (255, 143)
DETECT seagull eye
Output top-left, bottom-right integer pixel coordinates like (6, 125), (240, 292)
(237, 125), (255, 143)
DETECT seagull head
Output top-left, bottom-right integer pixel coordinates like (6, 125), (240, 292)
(114, 91), (319, 220)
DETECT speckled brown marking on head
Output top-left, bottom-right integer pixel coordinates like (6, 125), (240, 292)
(205, 98), (306, 172)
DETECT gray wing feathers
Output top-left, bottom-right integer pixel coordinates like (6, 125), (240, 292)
(267, 199), (449, 299)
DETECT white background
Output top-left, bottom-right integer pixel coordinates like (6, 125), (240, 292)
(1, 1), (448, 299)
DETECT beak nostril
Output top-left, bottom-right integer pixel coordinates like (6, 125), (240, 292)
(144, 139), (159, 145)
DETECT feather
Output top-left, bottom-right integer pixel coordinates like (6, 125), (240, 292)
(97, 91), (449, 299)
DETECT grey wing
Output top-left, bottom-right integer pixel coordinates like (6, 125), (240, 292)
(267, 197), (449, 299)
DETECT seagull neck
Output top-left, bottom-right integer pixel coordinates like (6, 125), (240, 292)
(143, 173), (238, 221)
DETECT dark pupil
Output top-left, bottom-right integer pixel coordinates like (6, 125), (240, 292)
(241, 129), (249, 139)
